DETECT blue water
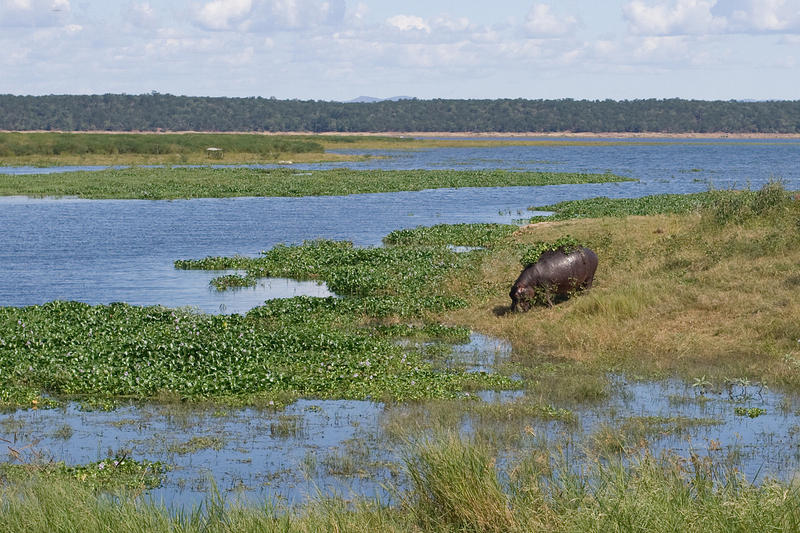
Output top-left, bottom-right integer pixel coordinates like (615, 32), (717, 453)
(2, 140), (798, 310)
(2, 141), (800, 507)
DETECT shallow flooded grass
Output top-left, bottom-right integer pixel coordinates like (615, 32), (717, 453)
(3, 431), (800, 533)
(1, 362), (800, 519)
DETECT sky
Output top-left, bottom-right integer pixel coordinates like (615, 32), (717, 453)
(1, 0), (799, 100)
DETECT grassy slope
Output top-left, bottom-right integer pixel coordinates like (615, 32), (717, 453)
(446, 186), (800, 386)
(0, 167), (629, 199)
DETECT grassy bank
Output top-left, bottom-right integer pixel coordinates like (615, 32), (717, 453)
(446, 182), (800, 387)
(0, 167), (630, 199)
(0, 132), (419, 166)
(1, 436), (798, 533)
(0, 132), (324, 166)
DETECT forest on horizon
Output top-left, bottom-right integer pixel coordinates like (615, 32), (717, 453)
(1, 94), (799, 133)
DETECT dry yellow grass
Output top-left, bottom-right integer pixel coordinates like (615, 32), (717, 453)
(444, 208), (800, 386)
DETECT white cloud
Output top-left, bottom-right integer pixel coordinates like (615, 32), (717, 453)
(0, 0), (70, 26)
(523, 3), (579, 37)
(143, 36), (216, 58)
(224, 45), (255, 65)
(633, 35), (690, 60)
(195, 0), (252, 31)
(193, 0), (347, 32)
(126, 2), (158, 29)
(731, 0), (800, 32)
(432, 14), (470, 32)
(350, 2), (367, 24)
(386, 14), (430, 33)
(623, 0), (727, 35)
(2, 0), (798, 100)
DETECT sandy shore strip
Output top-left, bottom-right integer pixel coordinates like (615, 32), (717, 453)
(263, 131), (800, 139)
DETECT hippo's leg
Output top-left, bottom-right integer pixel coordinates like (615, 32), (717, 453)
(583, 273), (594, 290)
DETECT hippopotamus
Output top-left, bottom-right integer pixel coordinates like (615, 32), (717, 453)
(510, 246), (598, 312)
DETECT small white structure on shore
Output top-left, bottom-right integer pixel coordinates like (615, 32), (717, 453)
(206, 147), (224, 159)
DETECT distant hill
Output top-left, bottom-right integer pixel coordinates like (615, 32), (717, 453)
(1, 94), (799, 133)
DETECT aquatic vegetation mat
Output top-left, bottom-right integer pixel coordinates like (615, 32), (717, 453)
(0, 226), (527, 405)
(384, 223), (518, 247)
(0, 167), (631, 199)
(0, 301), (514, 404)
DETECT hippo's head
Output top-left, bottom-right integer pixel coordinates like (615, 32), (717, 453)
(510, 285), (532, 313)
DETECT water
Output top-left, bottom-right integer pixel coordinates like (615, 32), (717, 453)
(2, 140), (800, 506)
(4, 138), (800, 189)
(3, 140), (800, 309)
(1, 399), (389, 507)
(2, 369), (796, 508)
(324, 138), (800, 189)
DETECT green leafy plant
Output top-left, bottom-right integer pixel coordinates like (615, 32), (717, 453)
(733, 407), (767, 418)
(209, 273), (256, 291)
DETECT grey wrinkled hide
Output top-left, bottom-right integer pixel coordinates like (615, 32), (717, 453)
(510, 247), (598, 312)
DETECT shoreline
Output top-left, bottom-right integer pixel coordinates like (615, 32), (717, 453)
(4, 130), (800, 139)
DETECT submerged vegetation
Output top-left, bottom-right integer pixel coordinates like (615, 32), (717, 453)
(0, 457), (167, 493)
(0, 167), (630, 199)
(209, 273), (256, 291)
(2, 436), (799, 533)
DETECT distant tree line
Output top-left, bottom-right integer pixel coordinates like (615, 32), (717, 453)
(1, 93), (799, 133)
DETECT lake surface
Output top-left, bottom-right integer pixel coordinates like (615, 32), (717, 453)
(2, 359), (795, 508)
(2, 139), (799, 311)
(2, 140), (800, 507)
